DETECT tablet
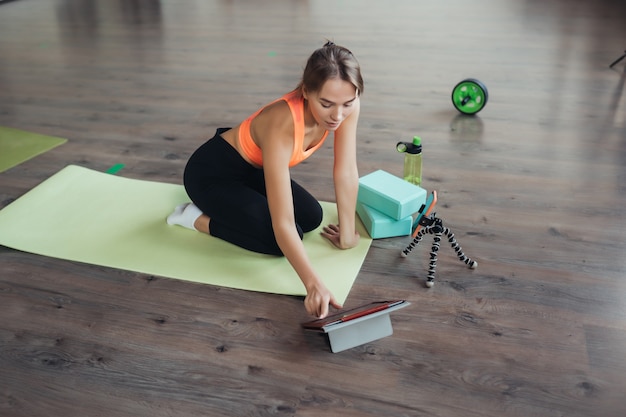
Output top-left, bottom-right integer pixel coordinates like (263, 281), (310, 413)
(301, 300), (407, 330)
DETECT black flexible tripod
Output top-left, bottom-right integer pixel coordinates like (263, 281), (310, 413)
(401, 212), (477, 287)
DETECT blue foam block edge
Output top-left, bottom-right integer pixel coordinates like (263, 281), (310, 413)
(356, 202), (413, 239)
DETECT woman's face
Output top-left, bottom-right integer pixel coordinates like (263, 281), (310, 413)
(304, 78), (359, 131)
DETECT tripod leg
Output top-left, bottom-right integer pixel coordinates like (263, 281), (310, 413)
(425, 231), (441, 287)
(401, 228), (427, 257)
(444, 228), (478, 269)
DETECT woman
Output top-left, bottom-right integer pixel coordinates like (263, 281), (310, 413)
(167, 41), (363, 319)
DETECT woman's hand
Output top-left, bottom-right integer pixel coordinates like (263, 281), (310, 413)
(321, 223), (360, 249)
(304, 281), (342, 318)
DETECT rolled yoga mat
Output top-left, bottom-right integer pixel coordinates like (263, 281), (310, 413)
(0, 126), (67, 173)
(0, 165), (372, 303)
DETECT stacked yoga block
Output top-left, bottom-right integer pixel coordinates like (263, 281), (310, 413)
(357, 170), (427, 239)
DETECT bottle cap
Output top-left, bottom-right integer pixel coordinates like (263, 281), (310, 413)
(396, 137), (422, 154)
(407, 136), (422, 154)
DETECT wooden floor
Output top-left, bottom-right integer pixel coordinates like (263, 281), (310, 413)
(1, 0), (626, 416)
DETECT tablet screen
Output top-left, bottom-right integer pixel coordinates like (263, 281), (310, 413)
(301, 300), (405, 329)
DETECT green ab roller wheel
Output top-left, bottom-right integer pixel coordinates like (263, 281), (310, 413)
(451, 78), (488, 115)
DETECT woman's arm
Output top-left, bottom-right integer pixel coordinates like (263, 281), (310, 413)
(325, 98), (361, 249)
(259, 105), (341, 318)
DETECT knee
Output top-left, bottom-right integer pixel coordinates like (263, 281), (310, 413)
(298, 202), (323, 233)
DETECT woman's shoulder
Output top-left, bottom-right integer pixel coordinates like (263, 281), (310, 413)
(252, 94), (296, 144)
(262, 89), (303, 121)
(264, 90), (302, 112)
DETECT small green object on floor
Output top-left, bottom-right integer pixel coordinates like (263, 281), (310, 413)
(106, 163), (125, 174)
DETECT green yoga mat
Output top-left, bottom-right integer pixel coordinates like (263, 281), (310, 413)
(0, 165), (372, 303)
(0, 126), (67, 173)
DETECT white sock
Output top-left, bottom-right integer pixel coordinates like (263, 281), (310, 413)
(166, 203), (203, 231)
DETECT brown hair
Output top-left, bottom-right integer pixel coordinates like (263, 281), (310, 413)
(297, 41), (364, 96)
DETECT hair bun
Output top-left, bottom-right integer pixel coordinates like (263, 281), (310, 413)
(323, 40), (335, 48)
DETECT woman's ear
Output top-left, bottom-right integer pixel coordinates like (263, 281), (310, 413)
(301, 86), (309, 100)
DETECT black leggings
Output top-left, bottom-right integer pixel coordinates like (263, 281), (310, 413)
(183, 128), (323, 256)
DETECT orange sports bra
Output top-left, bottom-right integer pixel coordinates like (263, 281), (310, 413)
(238, 90), (328, 168)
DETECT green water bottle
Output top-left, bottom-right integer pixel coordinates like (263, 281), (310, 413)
(396, 136), (422, 186)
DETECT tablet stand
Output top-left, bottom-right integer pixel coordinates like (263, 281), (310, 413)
(401, 212), (477, 287)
